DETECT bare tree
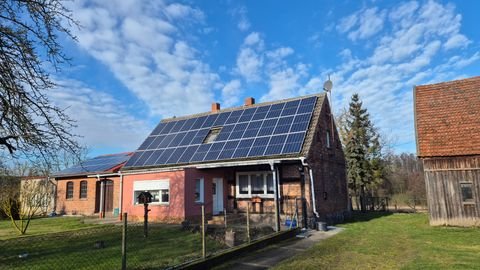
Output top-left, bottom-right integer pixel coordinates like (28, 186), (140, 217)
(1, 178), (54, 234)
(0, 0), (80, 162)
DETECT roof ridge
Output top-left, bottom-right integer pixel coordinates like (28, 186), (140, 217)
(161, 93), (325, 123)
(415, 75), (480, 89)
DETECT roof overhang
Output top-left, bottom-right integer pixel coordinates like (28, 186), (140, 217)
(120, 157), (304, 175)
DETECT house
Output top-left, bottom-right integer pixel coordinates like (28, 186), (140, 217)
(20, 176), (56, 216)
(121, 94), (348, 228)
(53, 152), (132, 217)
(414, 76), (480, 226)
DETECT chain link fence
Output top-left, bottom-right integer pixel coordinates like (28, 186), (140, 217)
(0, 205), (281, 269)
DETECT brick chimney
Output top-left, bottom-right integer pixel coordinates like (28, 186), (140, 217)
(244, 97), (255, 106)
(211, 102), (220, 112)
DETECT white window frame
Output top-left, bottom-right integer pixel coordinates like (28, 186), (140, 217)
(195, 178), (204, 203)
(236, 172), (275, 198)
(133, 180), (170, 205)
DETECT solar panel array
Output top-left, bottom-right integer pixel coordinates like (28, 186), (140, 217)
(55, 153), (132, 176)
(124, 96), (318, 168)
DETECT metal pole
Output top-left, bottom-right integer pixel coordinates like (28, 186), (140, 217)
(224, 208), (227, 229)
(143, 203), (149, 238)
(246, 202), (251, 243)
(121, 213), (127, 270)
(202, 204), (206, 259)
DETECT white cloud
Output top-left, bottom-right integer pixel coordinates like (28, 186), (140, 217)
(348, 8), (387, 41)
(50, 79), (150, 150)
(70, 0), (219, 118)
(444, 34), (471, 50)
(221, 80), (242, 107)
(244, 32), (262, 46)
(235, 6), (251, 31)
(314, 0), (476, 152)
(337, 13), (358, 33)
(236, 47), (263, 82)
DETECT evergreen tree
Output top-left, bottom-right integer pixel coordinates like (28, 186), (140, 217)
(342, 94), (385, 211)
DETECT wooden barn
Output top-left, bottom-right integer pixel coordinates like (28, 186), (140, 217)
(414, 76), (480, 226)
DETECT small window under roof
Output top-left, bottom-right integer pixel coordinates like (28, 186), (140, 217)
(203, 127), (222, 144)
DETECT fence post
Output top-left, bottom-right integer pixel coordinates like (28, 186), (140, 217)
(202, 204), (206, 259)
(246, 202), (251, 244)
(224, 208), (227, 229)
(122, 213), (127, 270)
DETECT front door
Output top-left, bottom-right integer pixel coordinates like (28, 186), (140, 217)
(104, 180), (114, 214)
(212, 178), (223, 215)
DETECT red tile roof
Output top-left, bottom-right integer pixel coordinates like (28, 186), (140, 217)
(415, 76), (480, 157)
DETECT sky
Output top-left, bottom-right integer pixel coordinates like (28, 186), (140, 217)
(50, 0), (480, 157)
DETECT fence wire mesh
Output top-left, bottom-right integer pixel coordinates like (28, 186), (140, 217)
(0, 209), (281, 269)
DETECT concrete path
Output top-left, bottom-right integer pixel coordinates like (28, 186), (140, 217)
(216, 226), (344, 270)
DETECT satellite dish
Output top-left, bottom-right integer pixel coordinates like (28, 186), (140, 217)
(323, 78), (333, 92)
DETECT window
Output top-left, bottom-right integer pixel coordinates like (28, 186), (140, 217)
(79, 181), (88, 199)
(238, 175), (249, 194)
(461, 183), (474, 203)
(66, 182), (74, 199)
(195, 178), (204, 203)
(133, 180), (169, 204)
(203, 127), (222, 143)
(326, 130), (331, 148)
(236, 172), (275, 198)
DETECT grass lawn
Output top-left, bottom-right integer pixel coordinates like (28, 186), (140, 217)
(275, 213), (480, 270)
(0, 216), (98, 240)
(0, 217), (224, 269)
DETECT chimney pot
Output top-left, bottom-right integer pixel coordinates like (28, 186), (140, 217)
(244, 97), (255, 106)
(211, 102), (220, 112)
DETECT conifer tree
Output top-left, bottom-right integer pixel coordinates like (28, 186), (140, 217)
(342, 94), (385, 211)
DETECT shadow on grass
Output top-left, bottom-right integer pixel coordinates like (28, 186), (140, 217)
(341, 211), (394, 225)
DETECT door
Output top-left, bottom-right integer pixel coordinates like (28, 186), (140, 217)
(104, 180), (114, 214)
(212, 178), (224, 215)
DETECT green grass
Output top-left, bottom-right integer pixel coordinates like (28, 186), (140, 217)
(275, 213), (480, 270)
(0, 217), (225, 269)
(0, 216), (98, 240)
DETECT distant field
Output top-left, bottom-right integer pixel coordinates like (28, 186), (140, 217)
(0, 217), (223, 269)
(275, 213), (480, 270)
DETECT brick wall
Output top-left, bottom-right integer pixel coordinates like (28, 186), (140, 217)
(306, 97), (349, 224)
(56, 176), (120, 216)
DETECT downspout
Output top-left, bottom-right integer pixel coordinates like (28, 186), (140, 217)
(270, 161), (281, 232)
(300, 158), (319, 219)
(97, 175), (104, 218)
(119, 172), (123, 220)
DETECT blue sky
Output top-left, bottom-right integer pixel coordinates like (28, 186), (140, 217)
(50, 0), (480, 157)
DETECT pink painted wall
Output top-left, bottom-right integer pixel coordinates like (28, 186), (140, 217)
(122, 170), (186, 222)
(184, 168), (229, 219)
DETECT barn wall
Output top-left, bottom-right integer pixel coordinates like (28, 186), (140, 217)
(423, 155), (480, 226)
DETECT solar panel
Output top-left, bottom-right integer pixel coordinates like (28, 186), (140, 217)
(124, 96), (318, 168)
(56, 153), (132, 176)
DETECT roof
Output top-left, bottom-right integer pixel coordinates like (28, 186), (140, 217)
(415, 76), (480, 157)
(53, 152), (133, 178)
(123, 93), (326, 170)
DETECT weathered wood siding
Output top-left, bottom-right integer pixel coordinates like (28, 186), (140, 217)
(423, 155), (480, 226)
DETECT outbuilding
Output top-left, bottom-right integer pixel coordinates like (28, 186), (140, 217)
(414, 76), (480, 226)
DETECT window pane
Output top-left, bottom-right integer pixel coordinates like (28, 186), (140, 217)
(161, 189), (169, 203)
(66, 182), (73, 199)
(150, 190), (160, 203)
(239, 175), (249, 194)
(267, 174), (274, 194)
(251, 174), (264, 194)
(461, 183), (473, 202)
(80, 181), (88, 199)
(195, 179), (203, 203)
